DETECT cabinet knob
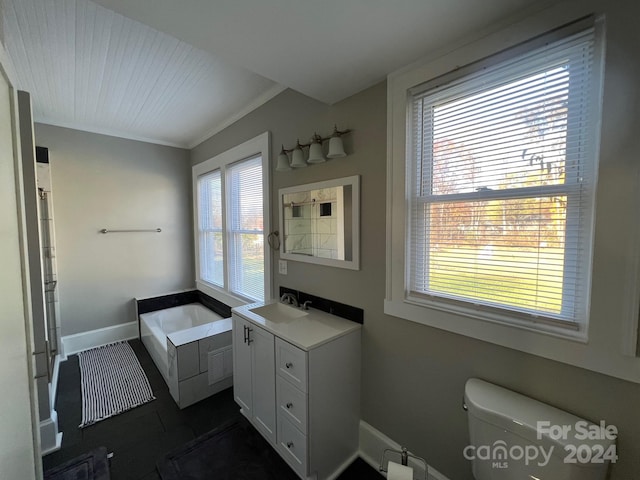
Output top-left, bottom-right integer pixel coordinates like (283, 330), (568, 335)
(285, 362), (293, 369)
(287, 441), (294, 449)
(286, 402), (293, 409)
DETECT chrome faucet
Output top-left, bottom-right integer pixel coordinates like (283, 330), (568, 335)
(280, 293), (299, 307)
(302, 300), (312, 310)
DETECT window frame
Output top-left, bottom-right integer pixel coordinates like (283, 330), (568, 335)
(193, 132), (271, 307)
(385, 17), (606, 357)
(406, 33), (596, 330)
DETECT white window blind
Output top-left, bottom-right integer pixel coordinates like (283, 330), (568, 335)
(227, 156), (264, 301)
(408, 28), (597, 327)
(197, 170), (224, 287)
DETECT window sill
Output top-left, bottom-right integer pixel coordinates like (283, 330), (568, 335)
(392, 294), (587, 344)
(412, 296), (588, 343)
(384, 297), (594, 361)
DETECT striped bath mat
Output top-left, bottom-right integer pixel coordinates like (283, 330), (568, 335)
(78, 341), (155, 427)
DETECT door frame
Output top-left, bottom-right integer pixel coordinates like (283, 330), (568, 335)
(0, 41), (44, 480)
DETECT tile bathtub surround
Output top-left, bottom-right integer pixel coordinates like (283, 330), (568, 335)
(196, 291), (232, 318)
(137, 291), (199, 315)
(279, 287), (364, 324)
(136, 290), (232, 318)
(166, 329), (233, 409)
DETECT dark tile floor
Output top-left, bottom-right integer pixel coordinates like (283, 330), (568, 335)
(43, 339), (381, 480)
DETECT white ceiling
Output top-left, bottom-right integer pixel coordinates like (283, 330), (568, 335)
(2, 0), (551, 148)
(2, 0), (283, 147)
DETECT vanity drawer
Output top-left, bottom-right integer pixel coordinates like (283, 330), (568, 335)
(277, 375), (307, 434)
(277, 415), (307, 478)
(275, 338), (307, 392)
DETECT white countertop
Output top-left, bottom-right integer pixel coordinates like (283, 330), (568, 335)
(232, 301), (361, 351)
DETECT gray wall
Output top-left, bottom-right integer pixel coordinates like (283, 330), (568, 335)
(34, 124), (194, 337)
(191, 6), (640, 480)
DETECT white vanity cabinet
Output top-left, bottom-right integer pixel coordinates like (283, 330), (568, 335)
(231, 304), (361, 480)
(232, 314), (276, 444)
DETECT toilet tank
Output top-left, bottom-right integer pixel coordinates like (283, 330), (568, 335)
(464, 378), (616, 480)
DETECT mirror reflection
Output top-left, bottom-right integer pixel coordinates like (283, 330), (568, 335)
(279, 176), (359, 270)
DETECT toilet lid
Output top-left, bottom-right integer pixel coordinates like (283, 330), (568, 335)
(465, 378), (616, 454)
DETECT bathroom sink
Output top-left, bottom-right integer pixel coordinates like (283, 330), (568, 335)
(249, 302), (309, 322)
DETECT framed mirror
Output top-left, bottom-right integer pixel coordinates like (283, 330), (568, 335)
(279, 175), (359, 270)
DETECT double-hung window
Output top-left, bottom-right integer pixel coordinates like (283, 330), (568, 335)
(194, 133), (270, 304)
(387, 20), (604, 341)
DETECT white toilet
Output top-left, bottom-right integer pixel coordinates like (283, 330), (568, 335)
(464, 378), (616, 480)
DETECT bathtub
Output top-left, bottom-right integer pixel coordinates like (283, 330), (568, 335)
(140, 303), (233, 408)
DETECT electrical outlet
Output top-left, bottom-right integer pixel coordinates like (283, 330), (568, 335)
(278, 260), (288, 275)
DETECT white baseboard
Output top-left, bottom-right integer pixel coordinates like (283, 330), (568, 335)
(359, 421), (449, 480)
(40, 411), (62, 456)
(61, 321), (138, 357)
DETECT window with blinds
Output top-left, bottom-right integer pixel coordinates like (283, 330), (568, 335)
(196, 155), (265, 302)
(408, 28), (598, 327)
(197, 170), (224, 287)
(227, 156), (264, 301)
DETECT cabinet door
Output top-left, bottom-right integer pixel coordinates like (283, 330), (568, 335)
(232, 315), (253, 418)
(250, 324), (276, 445)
